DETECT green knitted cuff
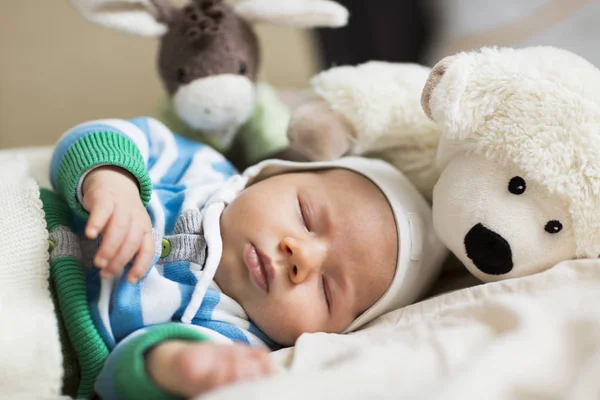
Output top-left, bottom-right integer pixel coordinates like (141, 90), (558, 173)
(56, 131), (152, 219)
(40, 188), (72, 232)
(41, 189), (110, 398)
(114, 324), (209, 400)
(52, 256), (110, 399)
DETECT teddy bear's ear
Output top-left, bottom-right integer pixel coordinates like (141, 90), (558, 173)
(420, 51), (483, 142)
(421, 55), (454, 121)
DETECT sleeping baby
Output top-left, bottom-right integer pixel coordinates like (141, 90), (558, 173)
(45, 117), (445, 399)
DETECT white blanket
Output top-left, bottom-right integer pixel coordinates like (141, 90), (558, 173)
(0, 151), (63, 399)
(3, 147), (600, 400)
(204, 259), (600, 399)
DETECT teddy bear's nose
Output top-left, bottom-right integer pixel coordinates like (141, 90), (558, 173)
(464, 223), (513, 275)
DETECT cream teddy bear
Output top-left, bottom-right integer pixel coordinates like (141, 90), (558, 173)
(289, 46), (600, 284)
(422, 46), (600, 282)
(286, 61), (442, 201)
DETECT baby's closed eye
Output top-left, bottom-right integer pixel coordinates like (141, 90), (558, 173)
(320, 275), (331, 312)
(297, 194), (312, 231)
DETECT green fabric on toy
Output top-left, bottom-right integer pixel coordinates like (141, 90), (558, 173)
(70, 0), (349, 164)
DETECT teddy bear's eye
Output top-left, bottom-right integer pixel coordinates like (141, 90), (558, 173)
(508, 176), (526, 195)
(544, 220), (563, 234)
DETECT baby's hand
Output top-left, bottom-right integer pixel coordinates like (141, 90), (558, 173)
(146, 341), (274, 397)
(82, 166), (154, 283)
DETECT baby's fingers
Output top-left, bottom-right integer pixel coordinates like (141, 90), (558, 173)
(106, 223), (145, 281)
(127, 232), (155, 284)
(231, 348), (273, 380)
(95, 208), (130, 273)
(85, 194), (114, 239)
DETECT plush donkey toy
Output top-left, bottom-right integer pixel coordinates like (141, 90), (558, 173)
(70, 0), (348, 164)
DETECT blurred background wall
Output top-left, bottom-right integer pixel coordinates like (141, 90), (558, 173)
(2, 0), (598, 150)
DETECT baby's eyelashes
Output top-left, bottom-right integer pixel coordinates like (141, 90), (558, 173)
(297, 195), (311, 231)
(321, 275), (331, 312)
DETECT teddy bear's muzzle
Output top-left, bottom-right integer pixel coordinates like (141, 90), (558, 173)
(464, 223), (513, 276)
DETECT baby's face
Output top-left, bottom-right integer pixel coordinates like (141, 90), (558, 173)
(215, 169), (398, 346)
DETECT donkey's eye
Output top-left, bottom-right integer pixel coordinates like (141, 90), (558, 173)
(238, 61), (247, 75)
(176, 68), (186, 83)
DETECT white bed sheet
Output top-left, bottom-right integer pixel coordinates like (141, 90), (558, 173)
(204, 259), (600, 400)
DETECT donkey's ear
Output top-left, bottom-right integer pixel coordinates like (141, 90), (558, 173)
(233, 0), (348, 28)
(69, 0), (174, 37)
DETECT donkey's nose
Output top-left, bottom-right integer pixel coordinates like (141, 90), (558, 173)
(464, 223), (513, 275)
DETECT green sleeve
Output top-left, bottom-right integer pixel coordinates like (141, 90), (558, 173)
(55, 131), (152, 219)
(97, 324), (209, 400)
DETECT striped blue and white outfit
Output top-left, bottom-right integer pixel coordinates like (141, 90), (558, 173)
(47, 117), (276, 399)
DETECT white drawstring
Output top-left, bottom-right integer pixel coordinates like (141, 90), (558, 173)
(181, 174), (248, 323)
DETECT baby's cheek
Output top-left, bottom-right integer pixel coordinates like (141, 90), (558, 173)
(269, 316), (323, 346)
(249, 299), (327, 346)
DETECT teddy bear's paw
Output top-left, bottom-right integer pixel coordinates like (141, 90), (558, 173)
(287, 97), (355, 161)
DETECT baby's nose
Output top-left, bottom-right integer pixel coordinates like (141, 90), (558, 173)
(279, 236), (327, 284)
